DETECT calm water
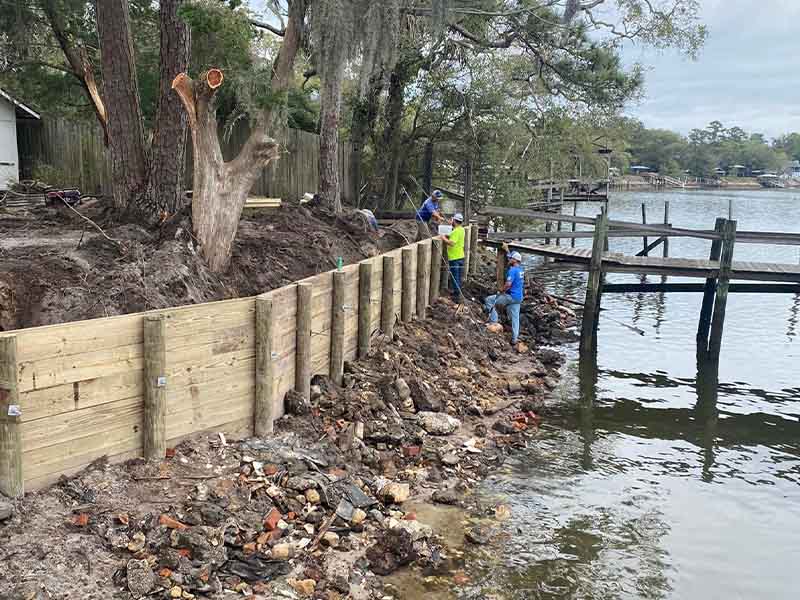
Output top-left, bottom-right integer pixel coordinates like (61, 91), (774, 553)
(467, 190), (800, 599)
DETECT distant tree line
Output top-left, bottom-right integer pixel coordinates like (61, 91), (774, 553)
(620, 119), (799, 178)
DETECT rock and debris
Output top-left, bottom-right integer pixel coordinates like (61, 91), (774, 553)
(0, 255), (575, 599)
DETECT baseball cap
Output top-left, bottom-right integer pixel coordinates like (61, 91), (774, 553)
(432, 190), (444, 199)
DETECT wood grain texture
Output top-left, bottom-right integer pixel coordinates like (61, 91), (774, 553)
(0, 335), (23, 496)
(402, 248), (415, 322)
(255, 296), (275, 437)
(381, 256), (396, 339)
(330, 271), (347, 384)
(143, 315), (167, 460)
(295, 283), (313, 400)
(358, 262), (373, 359)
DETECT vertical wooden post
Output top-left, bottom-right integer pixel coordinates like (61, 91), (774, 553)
(402, 247), (414, 321)
(143, 315), (167, 461)
(571, 203), (577, 248)
(463, 225), (471, 282)
(580, 209), (609, 355)
(708, 220), (737, 359)
(381, 256), (396, 339)
(255, 296), (275, 436)
(416, 242), (431, 318)
(545, 221), (551, 245)
(697, 218), (725, 346)
(357, 262), (373, 360)
(641, 203), (649, 256)
(430, 239), (442, 304)
(495, 248), (508, 291)
(0, 336), (23, 497)
(330, 271), (346, 385)
(440, 238), (450, 293)
(556, 217), (562, 247)
(663, 201), (670, 258)
(469, 225), (479, 276)
(295, 283), (312, 399)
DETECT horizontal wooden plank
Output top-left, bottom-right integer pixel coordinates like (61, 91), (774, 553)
(21, 396), (143, 453)
(17, 343), (144, 393)
(168, 347), (255, 377)
(19, 370), (143, 422)
(167, 391), (254, 441)
(13, 313), (142, 364)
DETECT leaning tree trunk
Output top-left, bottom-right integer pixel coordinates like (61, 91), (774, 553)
(319, 60), (345, 213)
(172, 0), (308, 273)
(143, 0), (191, 218)
(96, 0), (148, 210)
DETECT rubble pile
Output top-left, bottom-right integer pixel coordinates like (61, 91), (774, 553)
(0, 275), (576, 600)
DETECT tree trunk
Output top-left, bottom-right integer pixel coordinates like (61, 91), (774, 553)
(381, 60), (411, 208)
(40, 0), (108, 142)
(349, 77), (383, 206)
(96, 0), (148, 210)
(173, 0), (308, 273)
(143, 0), (191, 218)
(319, 60), (345, 213)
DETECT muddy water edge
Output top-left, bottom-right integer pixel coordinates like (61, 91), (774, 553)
(393, 190), (800, 600)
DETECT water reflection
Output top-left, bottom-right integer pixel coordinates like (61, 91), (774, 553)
(465, 191), (800, 600)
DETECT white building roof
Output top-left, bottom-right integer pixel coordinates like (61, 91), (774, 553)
(0, 87), (40, 120)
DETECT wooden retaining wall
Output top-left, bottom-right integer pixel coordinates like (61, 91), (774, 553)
(16, 119), (353, 202)
(0, 230), (471, 495)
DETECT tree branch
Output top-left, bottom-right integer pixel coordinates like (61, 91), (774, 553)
(249, 18), (285, 36)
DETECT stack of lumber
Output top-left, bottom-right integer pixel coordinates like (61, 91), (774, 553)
(244, 197), (282, 209)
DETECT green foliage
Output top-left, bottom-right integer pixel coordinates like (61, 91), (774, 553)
(179, 1), (254, 74)
(623, 120), (791, 177)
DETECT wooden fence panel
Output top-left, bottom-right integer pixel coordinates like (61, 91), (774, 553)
(18, 118), (353, 202)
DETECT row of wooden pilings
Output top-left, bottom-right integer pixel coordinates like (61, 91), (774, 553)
(576, 208), (738, 360)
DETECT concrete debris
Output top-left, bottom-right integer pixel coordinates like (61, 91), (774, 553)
(418, 412), (461, 435)
(0, 259), (574, 599)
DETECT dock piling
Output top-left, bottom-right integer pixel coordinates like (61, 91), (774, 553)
(697, 218), (726, 347)
(580, 208), (609, 355)
(707, 220), (737, 359)
(641, 203), (649, 256)
(663, 201), (670, 258)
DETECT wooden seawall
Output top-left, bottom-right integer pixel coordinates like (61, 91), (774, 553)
(0, 228), (474, 496)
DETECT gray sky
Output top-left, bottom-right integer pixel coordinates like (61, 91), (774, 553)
(621, 0), (800, 139)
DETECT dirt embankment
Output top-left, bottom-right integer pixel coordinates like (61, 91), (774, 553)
(0, 202), (411, 331)
(0, 265), (579, 600)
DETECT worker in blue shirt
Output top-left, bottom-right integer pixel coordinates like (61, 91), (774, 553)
(484, 244), (525, 347)
(415, 189), (445, 240)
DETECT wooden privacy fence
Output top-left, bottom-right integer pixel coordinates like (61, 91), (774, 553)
(0, 228), (475, 497)
(16, 119), (353, 202)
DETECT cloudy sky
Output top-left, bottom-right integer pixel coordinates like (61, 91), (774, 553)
(621, 0), (800, 139)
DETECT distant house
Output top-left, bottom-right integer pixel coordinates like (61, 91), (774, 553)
(0, 88), (40, 188)
(729, 164), (747, 177)
(788, 160), (800, 177)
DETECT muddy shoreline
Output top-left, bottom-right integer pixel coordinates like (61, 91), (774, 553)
(0, 248), (580, 600)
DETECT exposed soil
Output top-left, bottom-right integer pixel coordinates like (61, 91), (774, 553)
(0, 201), (412, 331)
(0, 260), (580, 600)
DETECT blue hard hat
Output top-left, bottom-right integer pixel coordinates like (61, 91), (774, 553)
(432, 190), (444, 199)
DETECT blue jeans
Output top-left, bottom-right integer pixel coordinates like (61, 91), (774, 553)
(485, 293), (522, 343)
(449, 259), (464, 302)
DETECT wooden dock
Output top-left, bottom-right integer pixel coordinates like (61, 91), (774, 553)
(482, 240), (800, 283)
(480, 204), (800, 366)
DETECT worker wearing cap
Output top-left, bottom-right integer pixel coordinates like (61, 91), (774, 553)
(441, 213), (466, 303)
(415, 190), (445, 240)
(484, 243), (524, 346)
